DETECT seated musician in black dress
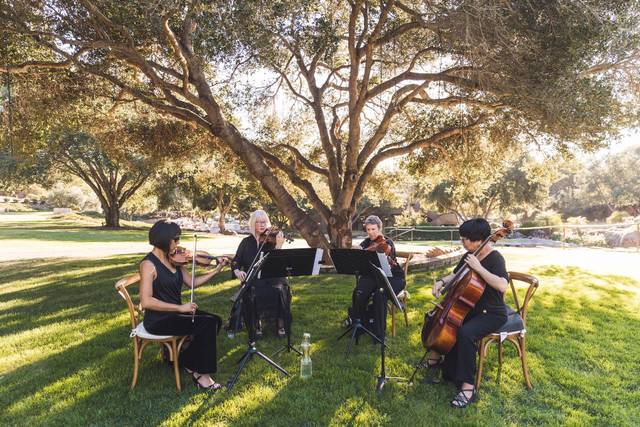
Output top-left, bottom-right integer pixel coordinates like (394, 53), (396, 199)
(345, 215), (406, 338)
(428, 218), (509, 408)
(140, 220), (226, 391)
(231, 209), (291, 338)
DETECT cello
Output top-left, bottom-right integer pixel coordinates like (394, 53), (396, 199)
(420, 220), (514, 354)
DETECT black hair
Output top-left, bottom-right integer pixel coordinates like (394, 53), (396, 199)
(459, 218), (491, 242)
(148, 219), (181, 253)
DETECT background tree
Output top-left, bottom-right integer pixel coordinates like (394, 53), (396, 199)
(159, 148), (255, 233)
(1, 1), (638, 246)
(41, 115), (193, 227)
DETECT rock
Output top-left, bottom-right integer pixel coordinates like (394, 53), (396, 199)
(621, 230), (640, 248)
(53, 207), (72, 214)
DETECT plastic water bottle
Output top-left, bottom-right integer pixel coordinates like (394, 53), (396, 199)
(300, 333), (312, 379)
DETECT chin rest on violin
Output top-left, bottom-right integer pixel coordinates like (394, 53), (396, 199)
(169, 247), (230, 268)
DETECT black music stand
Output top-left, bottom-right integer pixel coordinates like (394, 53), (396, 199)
(260, 248), (324, 356)
(331, 249), (389, 355)
(369, 264), (407, 392)
(226, 254), (290, 391)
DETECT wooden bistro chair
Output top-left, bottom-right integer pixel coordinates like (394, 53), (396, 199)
(476, 271), (540, 390)
(388, 251), (415, 337)
(115, 273), (189, 391)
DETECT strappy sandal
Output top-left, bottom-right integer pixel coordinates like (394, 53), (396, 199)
(416, 357), (443, 384)
(191, 373), (223, 392)
(450, 388), (478, 408)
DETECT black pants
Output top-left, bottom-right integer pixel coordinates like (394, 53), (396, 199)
(350, 274), (405, 338)
(145, 309), (221, 374)
(441, 310), (507, 386)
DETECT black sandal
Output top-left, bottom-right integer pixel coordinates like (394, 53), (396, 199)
(415, 356), (443, 370)
(192, 373), (223, 392)
(450, 388), (478, 408)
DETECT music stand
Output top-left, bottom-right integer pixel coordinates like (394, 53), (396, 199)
(226, 254), (290, 391)
(369, 263), (407, 392)
(330, 249), (388, 355)
(260, 248), (324, 356)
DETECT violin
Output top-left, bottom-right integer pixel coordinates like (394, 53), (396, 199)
(169, 246), (230, 268)
(259, 227), (293, 244)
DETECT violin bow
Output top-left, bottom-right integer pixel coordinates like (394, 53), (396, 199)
(191, 234), (198, 323)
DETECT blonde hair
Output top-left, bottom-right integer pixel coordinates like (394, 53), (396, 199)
(248, 210), (271, 237)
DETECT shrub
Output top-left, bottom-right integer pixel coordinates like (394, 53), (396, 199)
(606, 210), (631, 224)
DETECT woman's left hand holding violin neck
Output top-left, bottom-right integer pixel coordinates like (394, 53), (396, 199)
(275, 231), (285, 249)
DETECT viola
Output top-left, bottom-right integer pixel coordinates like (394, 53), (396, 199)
(169, 246), (230, 268)
(420, 220), (514, 354)
(365, 234), (398, 267)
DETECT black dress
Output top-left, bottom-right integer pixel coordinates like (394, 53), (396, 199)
(440, 250), (509, 386)
(142, 252), (221, 374)
(230, 235), (292, 334)
(349, 237), (406, 338)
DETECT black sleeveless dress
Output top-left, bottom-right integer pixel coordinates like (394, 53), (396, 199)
(141, 252), (221, 374)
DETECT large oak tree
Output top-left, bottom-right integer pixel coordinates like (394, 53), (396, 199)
(1, 0), (638, 246)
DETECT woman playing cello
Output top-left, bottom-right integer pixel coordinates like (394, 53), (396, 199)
(426, 218), (509, 407)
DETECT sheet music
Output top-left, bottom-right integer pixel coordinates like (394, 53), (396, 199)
(312, 248), (324, 275)
(371, 264), (403, 311)
(376, 253), (392, 277)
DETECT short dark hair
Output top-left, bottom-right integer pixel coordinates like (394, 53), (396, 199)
(459, 218), (491, 242)
(149, 220), (181, 253)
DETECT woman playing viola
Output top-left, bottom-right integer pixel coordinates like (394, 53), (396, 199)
(231, 209), (292, 338)
(139, 220), (226, 391)
(345, 215), (406, 338)
(427, 218), (509, 408)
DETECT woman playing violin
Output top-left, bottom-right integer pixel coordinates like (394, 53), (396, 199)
(231, 209), (291, 338)
(345, 215), (406, 338)
(139, 219), (227, 391)
(428, 218), (509, 408)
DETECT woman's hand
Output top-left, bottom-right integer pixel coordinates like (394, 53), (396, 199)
(432, 279), (444, 298)
(275, 231), (285, 248)
(234, 269), (247, 281)
(465, 254), (483, 272)
(178, 302), (198, 314)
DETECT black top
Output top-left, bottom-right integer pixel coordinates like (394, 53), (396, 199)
(232, 235), (276, 275)
(453, 250), (508, 316)
(360, 236), (405, 278)
(142, 252), (184, 328)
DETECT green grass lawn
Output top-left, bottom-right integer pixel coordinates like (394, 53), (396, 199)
(0, 213), (152, 243)
(1, 252), (639, 426)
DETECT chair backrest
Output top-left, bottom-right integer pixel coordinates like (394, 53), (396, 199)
(114, 273), (142, 329)
(395, 251), (415, 277)
(507, 271), (539, 325)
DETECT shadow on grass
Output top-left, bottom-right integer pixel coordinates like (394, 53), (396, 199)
(1, 260), (639, 425)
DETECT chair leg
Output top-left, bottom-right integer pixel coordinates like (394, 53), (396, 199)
(519, 335), (533, 389)
(497, 340), (504, 383)
(402, 300), (409, 327)
(171, 339), (181, 392)
(390, 304), (397, 337)
(131, 337), (140, 389)
(476, 337), (487, 390)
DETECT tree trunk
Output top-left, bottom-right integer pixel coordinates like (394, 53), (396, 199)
(328, 210), (354, 248)
(218, 207), (226, 233)
(104, 205), (120, 228)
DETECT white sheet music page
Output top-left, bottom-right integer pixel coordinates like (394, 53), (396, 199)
(377, 253), (392, 276)
(312, 248), (324, 275)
